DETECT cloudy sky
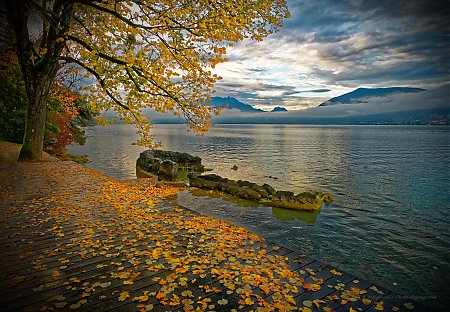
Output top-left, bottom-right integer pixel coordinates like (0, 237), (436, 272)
(211, 0), (449, 111)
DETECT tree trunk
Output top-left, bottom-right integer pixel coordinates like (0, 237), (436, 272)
(18, 78), (50, 161)
(5, 1), (73, 161)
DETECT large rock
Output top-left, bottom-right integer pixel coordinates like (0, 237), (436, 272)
(137, 149), (204, 181)
(159, 160), (177, 181)
(145, 150), (203, 169)
(188, 174), (333, 211)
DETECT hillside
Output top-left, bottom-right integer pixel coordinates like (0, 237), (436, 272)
(319, 87), (425, 106)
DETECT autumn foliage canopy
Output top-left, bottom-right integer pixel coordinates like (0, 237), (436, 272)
(1, 0), (289, 160)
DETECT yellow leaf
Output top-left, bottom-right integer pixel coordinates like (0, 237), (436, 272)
(285, 295), (296, 305)
(260, 285), (270, 294)
(403, 302), (414, 310)
(134, 295), (149, 303)
(156, 292), (167, 300)
(375, 302), (384, 311)
(217, 299), (228, 305)
(303, 300), (312, 307)
(181, 290), (193, 298)
(117, 271), (130, 279)
(54, 302), (67, 308)
(211, 268), (220, 275)
(118, 291), (130, 302)
(312, 299), (326, 307)
(47, 294), (65, 301)
(330, 269), (342, 276)
(69, 303), (80, 309)
(52, 271), (60, 277)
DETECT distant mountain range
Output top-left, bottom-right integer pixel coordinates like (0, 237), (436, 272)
(205, 96), (264, 112)
(208, 88), (428, 113)
(145, 87), (447, 125)
(319, 87), (425, 106)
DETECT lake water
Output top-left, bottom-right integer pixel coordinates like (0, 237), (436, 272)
(69, 124), (450, 306)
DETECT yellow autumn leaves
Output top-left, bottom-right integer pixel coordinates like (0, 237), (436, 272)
(0, 157), (418, 311)
(63, 1), (290, 148)
(1, 161), (305, 310)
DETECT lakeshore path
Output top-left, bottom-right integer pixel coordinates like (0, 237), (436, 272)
(0, 141), (430, 311)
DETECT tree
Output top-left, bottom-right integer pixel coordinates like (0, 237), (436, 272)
(1, 0), (289, 161)
(0, 50), (92, 153)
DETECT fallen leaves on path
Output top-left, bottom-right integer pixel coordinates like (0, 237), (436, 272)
(0, 159), (412, 311)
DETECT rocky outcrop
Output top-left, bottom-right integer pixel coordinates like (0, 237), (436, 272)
(136, 150), (205, 181)
(188, 173), (333, 211)
(136, 150), (333, 211)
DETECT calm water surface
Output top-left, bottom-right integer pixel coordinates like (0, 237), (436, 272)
(69, 124), (450, 305)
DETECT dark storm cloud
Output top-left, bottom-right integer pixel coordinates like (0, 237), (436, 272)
(279, 0), (449, 87)
(305, 89), (331, 93)
(283, 89), (331, 96)
(283, 0), (449, 39)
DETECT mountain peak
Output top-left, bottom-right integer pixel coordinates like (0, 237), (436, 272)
(320, 87), (425, 106)
(271, 106), (288, 112)
(205, 97), (264, 112)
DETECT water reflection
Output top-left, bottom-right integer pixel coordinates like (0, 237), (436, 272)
(187, 188), (260, 208)
(272, 207), (319, 224)
(68, 125), (145, 179)
(187, 188), (320, 224)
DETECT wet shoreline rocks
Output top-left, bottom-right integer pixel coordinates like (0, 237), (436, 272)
(136, 149), (333, 211)
(188, 173), (333, 211)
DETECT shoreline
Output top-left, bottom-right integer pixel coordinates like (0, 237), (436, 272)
(0, 140), (437, 311)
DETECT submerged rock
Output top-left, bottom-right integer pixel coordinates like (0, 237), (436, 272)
(189, 173), (333, 211)
(271, 191), (331, 210)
